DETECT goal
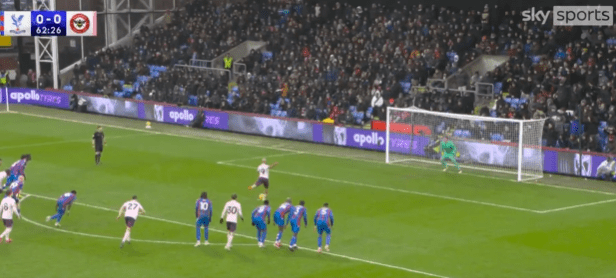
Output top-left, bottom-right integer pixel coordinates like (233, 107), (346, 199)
(385, 106), (547, 182)
(2, 87), (8, 112)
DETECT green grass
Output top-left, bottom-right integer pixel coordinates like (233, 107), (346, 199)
(2, 106), (616, 278)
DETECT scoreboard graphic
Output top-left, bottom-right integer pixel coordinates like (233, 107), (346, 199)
(0, 11), (96, 36)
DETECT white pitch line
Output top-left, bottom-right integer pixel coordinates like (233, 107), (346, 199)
(537, 198), (616, 213)
(18, 195), (253, 246)
(216, 152), (302, 164)
(13, 110), (616, 197)
(218, 162), (541, 213)
(0, 133), (153, 151)
(25, 193), (453, 278)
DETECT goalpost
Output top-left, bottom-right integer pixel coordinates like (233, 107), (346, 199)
(385, 106), (547, 182)
(3, 87), (8, 112)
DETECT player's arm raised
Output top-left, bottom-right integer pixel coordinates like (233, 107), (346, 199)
(270, 162), (279, 169)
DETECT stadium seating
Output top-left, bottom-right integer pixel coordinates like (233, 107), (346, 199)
(63, 1), (616, 154)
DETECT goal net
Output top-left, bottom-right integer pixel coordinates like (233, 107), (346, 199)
(385, 106), (547, 182)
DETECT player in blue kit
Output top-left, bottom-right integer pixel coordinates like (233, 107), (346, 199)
(3, 154), (30, 189)
(251, 200), (271, 248)
(273, 198), (293, 248)
(314, 203), (334, 253)
(46, 191), (77, 227)
(7, 176), (24, 212)
(288, 200), (307, 251)
(194, 192), (212, 247)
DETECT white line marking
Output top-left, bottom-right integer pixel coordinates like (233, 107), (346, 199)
(25, 193), (453, 278)
(216, 152), (302, 164)
(537, 198), (616, 213)
(18, 195), (251, 246)
(218, 162), (541, 213)
(14, 110), (616, 197)
(0, 133), (152, 150)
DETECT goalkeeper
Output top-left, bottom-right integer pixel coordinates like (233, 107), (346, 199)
(440, 136), (462, 174)
(596, 157), (616, 181)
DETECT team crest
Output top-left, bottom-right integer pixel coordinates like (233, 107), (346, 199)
(10, 14), (26, 34)
(70, 14), (90, 34)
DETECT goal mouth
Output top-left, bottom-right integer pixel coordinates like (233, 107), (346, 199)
(385, 107), (547, 182)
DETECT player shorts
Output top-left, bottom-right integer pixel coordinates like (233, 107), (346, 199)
(274, 213), (285, 227)
(226, 221), (237, 232)
(56, 202), (65, 214)
(441, 154), (455, 161)
(125, 217), (136, 228)
(316, 223), (331, 235)
(196, 217), (210, 227)
(253, 219), (266, 230)
(254, 177), (269, 189)
(2, 219), (13, 228)
(290, 222), (300, 234)
(95, 145), (103, 153)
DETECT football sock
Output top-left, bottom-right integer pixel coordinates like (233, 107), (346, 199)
(204, 227), (209, 241)
(123, 229), (131, 242)
(0, 228), (7, 239)
(227, 233), (234, 245)
(261, 230), (267, 243)
(326, 234), (331, 245)
(453, 160), (460, 170)
(257, 229), (261, 242)
(276, 231), (283, 242)
(290, 235), (296, 246)
(317, 235), (322, 247)
(196, 226), (201, 241)
(441, 159), (447, 168)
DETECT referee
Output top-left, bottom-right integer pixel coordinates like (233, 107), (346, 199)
(92, 126), (106, 165)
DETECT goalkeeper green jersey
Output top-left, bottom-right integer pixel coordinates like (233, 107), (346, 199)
(440, 141), (457, 154)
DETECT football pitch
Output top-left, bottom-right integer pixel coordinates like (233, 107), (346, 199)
(2, 105), (616, 278)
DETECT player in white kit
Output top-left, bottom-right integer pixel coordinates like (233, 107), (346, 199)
(117, 195), (146, 248)
(220, 194), (243, 250)
(248, 158), (278, 200)
(1, 190), (21, 243)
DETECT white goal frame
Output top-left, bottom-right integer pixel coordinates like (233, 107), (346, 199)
(3, 87), (8, 112)
(385, 106), (547, 182)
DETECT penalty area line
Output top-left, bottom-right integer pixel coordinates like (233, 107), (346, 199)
(18, 195), (249, 246)
(13, 110), (616, 197)
(537, 198), (616, 213)
(218, 162), (542, 214)
(216, 152), (303, 164)
(25, 193), (454, 278)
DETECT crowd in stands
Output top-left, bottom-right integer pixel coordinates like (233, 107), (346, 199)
(61, 0), (616, 154)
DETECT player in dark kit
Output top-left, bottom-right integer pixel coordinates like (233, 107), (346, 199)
(92, 126), (106, 165)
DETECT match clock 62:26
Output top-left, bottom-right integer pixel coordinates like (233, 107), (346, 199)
(31, 11), (67, 36)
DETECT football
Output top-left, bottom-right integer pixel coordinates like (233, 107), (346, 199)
(258, 193), (267, 200)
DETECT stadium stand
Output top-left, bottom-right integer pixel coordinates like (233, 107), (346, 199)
(57, 0), (616, 153)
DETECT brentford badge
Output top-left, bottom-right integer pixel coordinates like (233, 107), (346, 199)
(70, 14), (90, 34)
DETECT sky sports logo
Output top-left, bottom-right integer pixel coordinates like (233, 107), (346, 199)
(522, 6), (613, 26)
